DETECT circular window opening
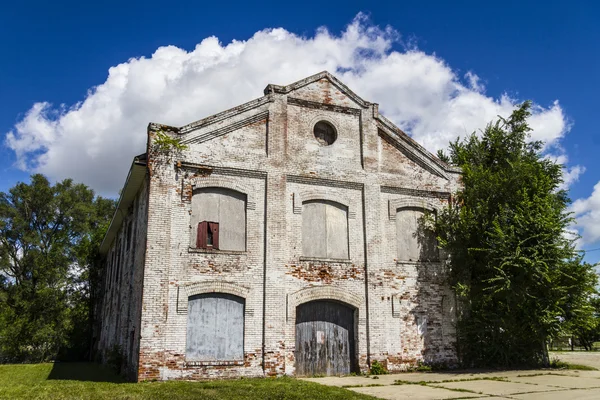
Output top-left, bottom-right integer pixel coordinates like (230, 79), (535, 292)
(313, 121), (337, 146)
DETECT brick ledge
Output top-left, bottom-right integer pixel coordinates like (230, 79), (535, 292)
(188, 247), (247, 256)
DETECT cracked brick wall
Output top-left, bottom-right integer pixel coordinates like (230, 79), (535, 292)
(99, 73), (462, 381)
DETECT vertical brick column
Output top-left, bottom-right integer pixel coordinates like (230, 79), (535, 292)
(262, 95), (288, 375)
(137, 131), (174, 381)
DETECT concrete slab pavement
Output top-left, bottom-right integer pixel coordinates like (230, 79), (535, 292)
(305, 369), (600, 399)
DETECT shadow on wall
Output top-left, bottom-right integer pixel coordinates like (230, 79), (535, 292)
(47, 362), (127, 383)
(415, 210), (439, 262)
(406, 213), (456, 367)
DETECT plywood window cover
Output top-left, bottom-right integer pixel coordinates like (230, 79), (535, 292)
(301, 200), (350, 260)
(185, 293), (245, 363)
(293, 192), (356, 219)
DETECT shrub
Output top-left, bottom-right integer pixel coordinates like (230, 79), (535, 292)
(369, 360), (388, 375)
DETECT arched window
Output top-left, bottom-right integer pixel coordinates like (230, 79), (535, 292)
(186, 293), (245, 361)
(190, 188), (246, 251)
(396, 207), (438, 262)
(302, 200), (349, 259)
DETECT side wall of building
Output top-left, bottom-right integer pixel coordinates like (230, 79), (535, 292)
(98, 178), (149, 380)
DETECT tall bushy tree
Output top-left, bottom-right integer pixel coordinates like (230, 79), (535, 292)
(437, 102), (597, 367)
(0, 174), (115, 362)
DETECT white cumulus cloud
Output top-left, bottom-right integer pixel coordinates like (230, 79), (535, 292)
(571, 182), (600, 246)
(5, 14), (575, 196)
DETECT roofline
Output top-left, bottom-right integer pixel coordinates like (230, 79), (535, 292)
(150, 70), (460, 177)
(99, 154), (148, 255)
(376, 113), (462, 175)
(263, 71), (371, 108)
(178, 95), (274, 136)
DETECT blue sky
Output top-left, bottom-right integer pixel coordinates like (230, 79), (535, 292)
(1, 0), (599, 261)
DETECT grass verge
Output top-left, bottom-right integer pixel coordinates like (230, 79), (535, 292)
(550, 359), (598, 371)
(0, 363), (378, 400)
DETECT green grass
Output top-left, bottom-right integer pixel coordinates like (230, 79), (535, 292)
(0, 363), (379, 400)
(549, 356), (598, 371)
(549, 361), (598, 371)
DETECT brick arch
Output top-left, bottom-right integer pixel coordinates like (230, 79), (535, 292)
(286, 286), (363, 322)
(293, 190), (356, 219)
(177, 280), (250, 313)
(388, 198), (440, 221)
(189, 176), (256, 210)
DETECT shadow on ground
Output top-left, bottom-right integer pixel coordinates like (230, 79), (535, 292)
(47, 362), (126, 383)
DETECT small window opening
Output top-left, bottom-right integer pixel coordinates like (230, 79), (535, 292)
(197, 221), (220, 249)
(207, 224), (214, 246)
(313, 121), (337, 146)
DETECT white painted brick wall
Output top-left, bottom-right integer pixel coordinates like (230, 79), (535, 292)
(98, 74), (462, 381)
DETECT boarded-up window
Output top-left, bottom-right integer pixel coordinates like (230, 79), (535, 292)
(191, 188), (246, 251)
(186, 293), (245, 361)
(396, 207), (438, 261)
(302, 200), (349, 259)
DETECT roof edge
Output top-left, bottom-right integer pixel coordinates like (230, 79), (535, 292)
(99, 154), (148, 255)
(263, 71), (371, 108)
(376, 113), (462, 175)
(177, 95), (274, 135)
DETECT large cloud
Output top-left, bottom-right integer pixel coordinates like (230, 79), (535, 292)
(5, 14), (575, 196)
(571, 182), (600, 246)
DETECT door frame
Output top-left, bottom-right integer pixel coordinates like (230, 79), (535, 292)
(285, 286), (364, 376)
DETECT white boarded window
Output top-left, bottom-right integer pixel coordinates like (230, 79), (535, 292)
(302, 200), (349, 259)
(396, 207), (438, 262)
(186, 293), (245, 361)
(190, 188), (246, 251)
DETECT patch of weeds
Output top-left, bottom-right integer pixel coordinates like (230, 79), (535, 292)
(369, 360), (388, 375)
(152, 130), (188, 153)
(516, 372), (569, 377)
(342, 384), (384, 388)
(415, 365), (432, 372)
(395, 376), (508, 386)
(371, 376), (379, 380)
(430, 385), (481, 394)
(439, 376), (508, 383)
(550, 358), (598, 371)
(393, 380), (429, 386)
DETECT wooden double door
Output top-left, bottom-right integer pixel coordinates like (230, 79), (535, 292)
(294, 300), (356, 376)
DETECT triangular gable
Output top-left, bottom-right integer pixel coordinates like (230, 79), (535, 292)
(263, 71), (370, 109)
(152, 71), (461, 179)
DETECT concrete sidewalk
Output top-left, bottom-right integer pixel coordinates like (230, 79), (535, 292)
(303, 368), (600, 399)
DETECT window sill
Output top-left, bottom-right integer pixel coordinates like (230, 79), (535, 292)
(185, 360), (244, 367)
(188, 247), (247, 255)
(396, 259), (442, 265)
(299, 256), (354, 264)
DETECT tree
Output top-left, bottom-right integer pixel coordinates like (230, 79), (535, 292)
(436, 102), (598, 368)
(566, 295), (600, 351)
(0, 174), (115, 362)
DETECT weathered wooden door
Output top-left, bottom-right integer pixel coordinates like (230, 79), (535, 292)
(186, 293), (245, 361)
(295, 300), (356, 376)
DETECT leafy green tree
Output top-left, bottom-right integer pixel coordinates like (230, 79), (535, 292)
(436, 102), (598, 367)
(0, 174), (115, 362)
(567, 295), (600, 351)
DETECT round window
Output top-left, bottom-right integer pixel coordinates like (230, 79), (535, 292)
(313, 121), (337, 146)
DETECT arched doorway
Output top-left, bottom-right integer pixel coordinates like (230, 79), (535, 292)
(295, 300), (356, 376)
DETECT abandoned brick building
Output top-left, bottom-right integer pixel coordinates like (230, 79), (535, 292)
(96, 71), (462, 381)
